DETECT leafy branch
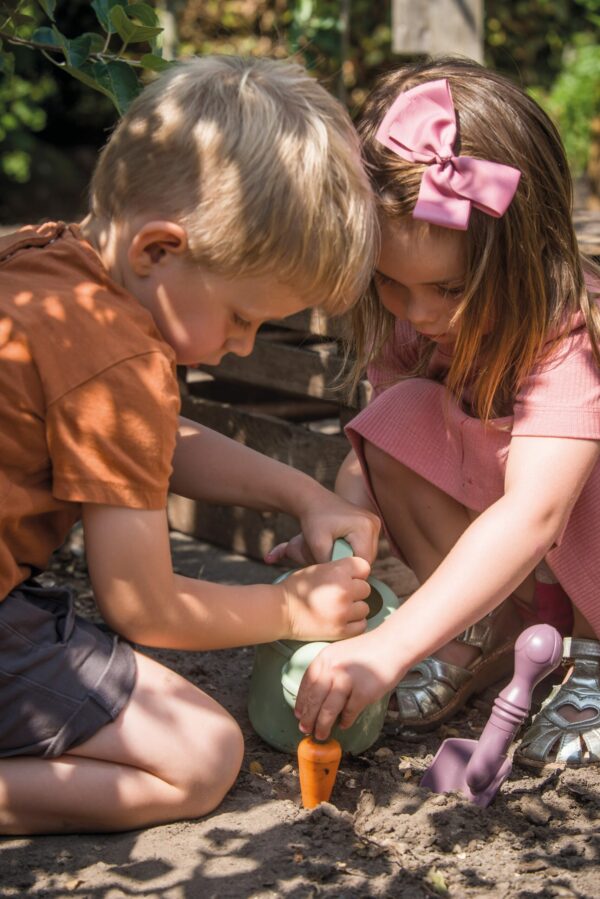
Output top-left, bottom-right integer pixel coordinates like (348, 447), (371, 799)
(0, 0), (173, 114)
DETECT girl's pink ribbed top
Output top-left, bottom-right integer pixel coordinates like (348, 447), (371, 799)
(346, 306), (600, 635)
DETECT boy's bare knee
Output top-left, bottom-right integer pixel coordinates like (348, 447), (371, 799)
(179, 714), (244, 819)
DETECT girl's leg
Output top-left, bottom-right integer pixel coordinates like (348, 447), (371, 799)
(364, 441), (527, 667)
(0, 651), (244, 835)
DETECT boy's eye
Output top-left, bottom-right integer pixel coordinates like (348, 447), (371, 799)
(232, 312), (252, 330)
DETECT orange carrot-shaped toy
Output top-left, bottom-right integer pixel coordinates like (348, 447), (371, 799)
(297, 736), (342, 808)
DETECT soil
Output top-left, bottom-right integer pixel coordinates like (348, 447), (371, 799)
(1, 529), (598, 899)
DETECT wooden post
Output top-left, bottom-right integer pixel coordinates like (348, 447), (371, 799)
(392, 0), (484, 63)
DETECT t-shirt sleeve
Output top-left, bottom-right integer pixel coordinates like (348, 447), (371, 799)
(46, 351), (180, 509)
(512, 329), (600, 439)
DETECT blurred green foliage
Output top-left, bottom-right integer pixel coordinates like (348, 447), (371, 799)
(0, 0), (599, 220)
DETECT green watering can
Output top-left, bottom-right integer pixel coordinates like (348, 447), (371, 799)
(248, 538), (402, 754)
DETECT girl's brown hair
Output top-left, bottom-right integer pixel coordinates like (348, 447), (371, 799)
(349, 56), (600, 420)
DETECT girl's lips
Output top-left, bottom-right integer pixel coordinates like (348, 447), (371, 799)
(416, 330), (447, 340)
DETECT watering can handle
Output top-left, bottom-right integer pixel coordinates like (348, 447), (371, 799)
(331, 538), (354, 561)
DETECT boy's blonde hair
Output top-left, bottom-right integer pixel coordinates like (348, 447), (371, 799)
(350, 57), (600, 420)
(90, 55), (378, 313)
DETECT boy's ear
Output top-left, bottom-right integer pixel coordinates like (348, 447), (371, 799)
(128, 221), (188, 276)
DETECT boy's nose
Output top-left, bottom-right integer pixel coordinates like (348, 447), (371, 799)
(229, 333), (256, 357)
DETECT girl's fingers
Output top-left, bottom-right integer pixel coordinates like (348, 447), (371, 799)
(263, 542), (288, 564)
(338, 692), (363, 730)
(313, 684), (352, 741)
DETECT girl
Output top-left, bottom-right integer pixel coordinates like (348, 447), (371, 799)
(291, 57), (600, 770)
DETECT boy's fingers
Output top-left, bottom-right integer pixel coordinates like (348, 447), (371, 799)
(336, 555), (371, 579)
(348, 599), (370, 622)
(352, 578), (372, 601)
(341, 618), (368, 639)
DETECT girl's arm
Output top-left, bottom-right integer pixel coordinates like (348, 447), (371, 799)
(82, 504), (372, 649)
(171, 416), (380, 563)
(294, 433), (600, 739)
(335, 449), (378, 511)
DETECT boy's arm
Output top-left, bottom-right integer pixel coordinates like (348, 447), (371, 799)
(171, 416), (380, 563)
(82, 504), (371, 649)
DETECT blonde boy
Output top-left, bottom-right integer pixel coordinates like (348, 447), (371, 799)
(0, 56), (379, 834)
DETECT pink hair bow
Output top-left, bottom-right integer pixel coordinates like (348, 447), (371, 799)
(375, 79), (521, 230)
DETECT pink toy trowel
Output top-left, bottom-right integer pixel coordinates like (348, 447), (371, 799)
(420, 624), (563, 807)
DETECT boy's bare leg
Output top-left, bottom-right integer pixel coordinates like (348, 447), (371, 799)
(0, 652), (244, 835)
(364, 442), (529, 667)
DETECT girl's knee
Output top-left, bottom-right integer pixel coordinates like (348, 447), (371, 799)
(364, 441), (406, 488)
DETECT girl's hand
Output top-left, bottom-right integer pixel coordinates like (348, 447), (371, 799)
(279, 556), (372, 642)
(264, 492), (380, 567)
(293, 629), (401, 740)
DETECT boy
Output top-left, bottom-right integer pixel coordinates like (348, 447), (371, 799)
(0, 56), (379, 833)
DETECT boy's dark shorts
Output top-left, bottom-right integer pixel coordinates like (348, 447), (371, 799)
(0, 580), (136, 759)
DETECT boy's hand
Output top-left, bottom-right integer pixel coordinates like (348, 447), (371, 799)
(293, 629), (399, 741)
(265, 491), (380, 567)
(279, 556), (372, 642)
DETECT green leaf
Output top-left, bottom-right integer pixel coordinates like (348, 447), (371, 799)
(109, 6), (162, 45)
(80, 31), (106, 54)
(126, 3), (159, 27)
(139, 53), (172, 72)
(97, 59), (141, 113)
(91, 0), (126, 34)
(65, 34), (92, 68)
(31, 26), (62, 48)
(35, 0), (56, 20)
(66, 59), (141, 114)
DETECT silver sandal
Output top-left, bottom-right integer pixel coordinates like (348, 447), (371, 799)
(393, 600), (519, 732)
(515, 636), (600, 770)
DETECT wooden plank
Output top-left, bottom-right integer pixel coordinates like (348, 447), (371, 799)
(200, 334), (356, 405)
(392, 0), (484, 62)
(574, 210), (600, 257)
(270, 308), (345, 338)
(170, 392), (350, 559)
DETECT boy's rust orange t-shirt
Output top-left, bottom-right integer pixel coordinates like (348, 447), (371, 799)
(0, 221), (181, 599)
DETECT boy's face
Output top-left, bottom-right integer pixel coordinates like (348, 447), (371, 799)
(144, 263), (309, 366)
(121, 222), (310, 365)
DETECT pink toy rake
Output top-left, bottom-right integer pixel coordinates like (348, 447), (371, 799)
(421, 624), (563, 807)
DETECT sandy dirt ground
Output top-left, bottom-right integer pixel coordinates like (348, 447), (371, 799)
(1, 529), (598, 899)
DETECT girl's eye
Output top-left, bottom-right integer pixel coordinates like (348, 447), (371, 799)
(374, 271), (396, 288)
(437, 284), (463, 299)
(232, 312), (252, 330)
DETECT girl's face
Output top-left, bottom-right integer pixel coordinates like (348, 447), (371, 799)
(374, 218), (467, 346)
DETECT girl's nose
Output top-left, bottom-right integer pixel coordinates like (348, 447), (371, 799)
(406, 296), (437, 329)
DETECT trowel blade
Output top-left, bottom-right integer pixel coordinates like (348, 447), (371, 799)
(420, 738), (512, 808)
